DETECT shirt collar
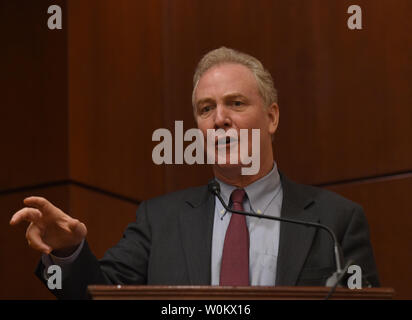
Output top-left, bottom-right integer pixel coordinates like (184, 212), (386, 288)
(215, 162), (281, 216)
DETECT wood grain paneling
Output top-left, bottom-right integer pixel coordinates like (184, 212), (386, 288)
(0, 0), (68, 191)
(68, 0), (165, 200)
(326, 174), (412, 299)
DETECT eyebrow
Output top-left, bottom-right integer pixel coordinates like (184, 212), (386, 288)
(223, 93), (248, 101)
(196, 98), (215, 108)
(196, 92), (248, 108)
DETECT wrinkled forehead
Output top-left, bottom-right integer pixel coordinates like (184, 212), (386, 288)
(194, 63), (261, 104)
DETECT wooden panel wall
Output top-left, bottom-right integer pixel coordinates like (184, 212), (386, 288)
(68, 0), (166, 200)
(1, 0), (411, 299)
(0, 0), (141, 299)
(0, 0), (68, 299)
(0, 0), (68, 191)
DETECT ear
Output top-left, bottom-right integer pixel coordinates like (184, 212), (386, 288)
(267, 103), (279, 135)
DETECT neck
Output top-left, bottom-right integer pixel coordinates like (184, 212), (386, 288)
(213, 156), (274, 188)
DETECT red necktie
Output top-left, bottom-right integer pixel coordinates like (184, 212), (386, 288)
(220, 188), (249, 286)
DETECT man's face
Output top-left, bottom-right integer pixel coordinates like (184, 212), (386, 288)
(194, 63), (279, 175)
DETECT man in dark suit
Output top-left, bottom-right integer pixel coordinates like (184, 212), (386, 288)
(10, 47), (379, 299)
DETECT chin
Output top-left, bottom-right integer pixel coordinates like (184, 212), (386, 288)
(213, 161), (244, 174)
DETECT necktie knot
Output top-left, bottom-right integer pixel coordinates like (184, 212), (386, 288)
(231, 189), (246, 206)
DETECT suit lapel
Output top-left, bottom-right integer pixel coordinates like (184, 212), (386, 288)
(178, 186), (215, 285)
(177, 175), (319, 286)
(276, 173), (319, 286)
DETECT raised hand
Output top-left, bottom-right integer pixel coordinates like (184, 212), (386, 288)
(10, 196), (87, 255)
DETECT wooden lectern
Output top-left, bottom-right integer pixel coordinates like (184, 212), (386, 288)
(88, 285), (395, 300)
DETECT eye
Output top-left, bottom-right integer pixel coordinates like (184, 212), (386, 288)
(200, 105), (212, 114)
(233, 101), (243, 107)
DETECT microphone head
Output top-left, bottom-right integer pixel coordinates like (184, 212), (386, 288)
(208, 180), (221, 195)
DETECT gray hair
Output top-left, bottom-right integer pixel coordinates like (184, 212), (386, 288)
(192, 47), (278, 110)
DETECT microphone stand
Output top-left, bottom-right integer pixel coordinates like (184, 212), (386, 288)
(209, 181), (347, 292)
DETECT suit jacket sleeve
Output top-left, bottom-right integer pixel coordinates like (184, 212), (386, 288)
(35, 200), (152, 299)
(340, 204), (380, 287)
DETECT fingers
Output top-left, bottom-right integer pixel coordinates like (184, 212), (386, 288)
(23, 196), (54, 212)
(10, 207), (42, 226)
(26, 223), (52, 254)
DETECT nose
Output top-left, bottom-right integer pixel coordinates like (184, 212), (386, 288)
(214, 104), (232, 130)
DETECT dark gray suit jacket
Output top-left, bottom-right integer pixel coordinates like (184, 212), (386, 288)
(36, 173), (380, 299)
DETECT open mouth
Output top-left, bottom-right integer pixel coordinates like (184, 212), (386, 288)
(216, 136), (238, 147)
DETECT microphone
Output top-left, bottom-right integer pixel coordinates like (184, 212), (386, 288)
(208, 180), (345, 289)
